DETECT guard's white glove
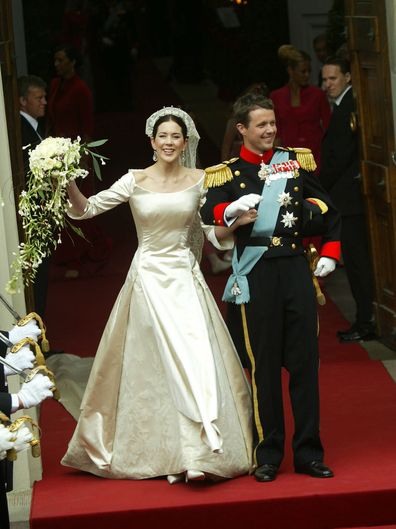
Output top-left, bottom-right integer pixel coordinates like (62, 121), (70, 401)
(4, 346), (35, 376)
(12, 425), (33, 453)
(0, 425), (14, 460)
(8, 320), (41, 344)
(17, 374), (53, 409)
(314, 257), (336, 277)
(225, 194), (262, 219)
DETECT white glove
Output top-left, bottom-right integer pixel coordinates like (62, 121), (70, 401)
(0, 425), (14, 460)
(12, 425), (33, 453)
(8, 320), (41, 344)
(17, 373), (53, 409)
(224, 194), (262, 219)
(314, 257), (336, 277)
(4, 346), (35, 376)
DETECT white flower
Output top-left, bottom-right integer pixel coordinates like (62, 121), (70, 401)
(6, 135), (106, 290)
(281, 211), (298, 228)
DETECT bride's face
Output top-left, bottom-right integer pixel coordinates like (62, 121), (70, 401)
(151, 121), (187, 163)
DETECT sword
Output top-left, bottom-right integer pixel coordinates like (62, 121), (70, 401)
(0, 355), (27, 381)
(0, 294), (22, 322)
(0, 331), (13, 349)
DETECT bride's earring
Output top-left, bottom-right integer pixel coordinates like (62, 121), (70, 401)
(180, 151), (185, 164)
(153, 150), (158, 162)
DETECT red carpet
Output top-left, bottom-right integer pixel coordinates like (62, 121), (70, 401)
(30, 266), (396, 529)
(30, 56), (396, 529)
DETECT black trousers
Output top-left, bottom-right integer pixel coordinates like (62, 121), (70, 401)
(341, 214), (374, 328)
(228, 255), (324, 467)
(0, 462), (9, 529)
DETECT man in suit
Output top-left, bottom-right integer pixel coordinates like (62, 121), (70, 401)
(320, 57), (375, 342)
(18, 75), (49, 317)
(201, 92), (341, 482)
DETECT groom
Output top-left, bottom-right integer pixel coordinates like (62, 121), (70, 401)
(201, 92), (341, 482)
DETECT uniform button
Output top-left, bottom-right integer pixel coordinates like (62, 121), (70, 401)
(292, 243), (296, 249)
(240, 182), (246, 189)
(294, 231), (299, 236)
(294, 186), (299, 192)
(295, 201), (299, 206)
(234, 170), (241, 176)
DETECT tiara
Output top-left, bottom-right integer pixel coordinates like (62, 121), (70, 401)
(145, 106), (200, 140)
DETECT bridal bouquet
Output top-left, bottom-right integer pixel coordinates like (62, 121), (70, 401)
(6, 136), (107, 294)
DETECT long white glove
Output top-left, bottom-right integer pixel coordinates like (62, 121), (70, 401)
(0, 425), (14, 460)
(314, 257), (336, 277)
(17, 374), (53, 409)
(8, 320), (41, 344)
(12, 425), (33, 453)
(4, 346), (35, 376)
(224, 193), (262, 219)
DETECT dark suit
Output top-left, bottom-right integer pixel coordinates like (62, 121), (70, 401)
(201, 147), (341, 468)
(0, 338), (11, 529)
(320, 87), (374, 329)
(20, 114), (49, 316)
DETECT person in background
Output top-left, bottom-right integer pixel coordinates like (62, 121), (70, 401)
(47, 45), (111, 279)
(201, 92), (341, 483)
(313, 33), (330, 88)
(320, 56), (375, 342)
(270, 44), (331, 173)
(47, 45), (94, 145)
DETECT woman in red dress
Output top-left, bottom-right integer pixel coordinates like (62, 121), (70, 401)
(47, 46), (111, 277)
(270, 45), (331, 173)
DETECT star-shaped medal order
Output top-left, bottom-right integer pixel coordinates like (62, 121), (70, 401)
(281, 211), (298, 228)
(277, 191), (292, 208)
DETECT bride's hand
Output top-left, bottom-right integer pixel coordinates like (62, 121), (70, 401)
(235, 208), (258, 227)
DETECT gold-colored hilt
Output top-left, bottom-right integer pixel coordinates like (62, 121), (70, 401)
(10, 337), (45, 366)
(17, 312), (50, 353)
(306, 244), (326, 306)
(6, 415), (41, 461)
(0, 412), (10, 425)
(24, 365), (60, 401)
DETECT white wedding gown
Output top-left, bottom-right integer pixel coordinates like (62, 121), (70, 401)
(61, 171), (252, 479)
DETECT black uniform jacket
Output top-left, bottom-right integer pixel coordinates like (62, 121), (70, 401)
(201, 147), (341, 261)
(20, 114), (43, 174)
(320, 87), (364, 216)
(0, 336), (11, 416)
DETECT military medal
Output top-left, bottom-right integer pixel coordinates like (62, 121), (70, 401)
(258, 160), (300, 186)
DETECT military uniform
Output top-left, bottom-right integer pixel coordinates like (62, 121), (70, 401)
(201, 145), (341, 469)
(0, 337), (10, 529)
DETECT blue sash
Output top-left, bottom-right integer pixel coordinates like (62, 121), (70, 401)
(223, 151), (290, 304)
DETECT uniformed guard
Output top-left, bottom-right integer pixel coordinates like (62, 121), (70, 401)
(201, 92), (341, 482)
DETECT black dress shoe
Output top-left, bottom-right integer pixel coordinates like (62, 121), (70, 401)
(254, 463), (279, 482)
(295, 461), (334, 478)
(338, 325), (377, 343)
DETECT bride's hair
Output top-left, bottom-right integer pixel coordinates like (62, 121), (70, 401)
(152, 114), (188, 139)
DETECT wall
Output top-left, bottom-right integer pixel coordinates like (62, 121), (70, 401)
(287, 0), (334, 85)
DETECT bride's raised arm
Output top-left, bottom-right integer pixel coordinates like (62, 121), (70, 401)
(67, 180), (88, 217)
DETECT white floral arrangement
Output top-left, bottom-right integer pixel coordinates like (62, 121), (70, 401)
(6, 136), (107, 294)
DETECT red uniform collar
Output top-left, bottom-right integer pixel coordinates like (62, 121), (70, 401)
(240, 145), (274, 165)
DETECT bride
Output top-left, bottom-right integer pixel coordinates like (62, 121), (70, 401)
(61, 107), (255, 483)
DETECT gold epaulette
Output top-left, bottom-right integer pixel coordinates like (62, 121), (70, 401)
(289, 147), (317, 173)
(204, 158), (238, 188)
